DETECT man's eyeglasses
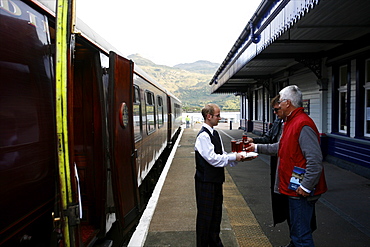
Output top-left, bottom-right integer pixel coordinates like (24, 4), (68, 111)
(278, 99), (288, 104)
(213, 114), (221, 118)
(273, 108), (281, 113)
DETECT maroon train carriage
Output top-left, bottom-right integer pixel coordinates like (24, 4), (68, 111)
(0, 0), (182, 246)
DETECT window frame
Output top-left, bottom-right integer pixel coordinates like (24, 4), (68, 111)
(338, 65), (348, 133)
(145, 90), (156, 134)
(133, 85), (142, 142)
(174, 103), (181, 120)
(157, 95), (164, 128)
(364, 58), (370, 137)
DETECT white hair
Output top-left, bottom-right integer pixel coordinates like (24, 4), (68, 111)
(279, 85), (302, 107)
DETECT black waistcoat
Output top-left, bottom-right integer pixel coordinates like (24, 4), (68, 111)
(195, 127), (225, 183)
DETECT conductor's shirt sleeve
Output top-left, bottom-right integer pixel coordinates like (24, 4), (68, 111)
(195, 129), (237, 167)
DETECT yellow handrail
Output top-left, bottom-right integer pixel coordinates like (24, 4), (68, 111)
(55, 0), (73, 246)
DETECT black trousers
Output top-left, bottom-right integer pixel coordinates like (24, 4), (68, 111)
(270, 156), (290, 226)
(195, 179), (224, 247)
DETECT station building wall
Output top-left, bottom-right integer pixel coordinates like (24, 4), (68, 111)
(287, 70), (323, 132)
(244, 55), (370, 178)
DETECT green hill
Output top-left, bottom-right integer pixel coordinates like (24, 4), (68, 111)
(128, 54), (240, 112)
(174, 60), (219, 75)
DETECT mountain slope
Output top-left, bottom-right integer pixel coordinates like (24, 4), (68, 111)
(174, 60), (219, 74)
(128, 54), (239, 112)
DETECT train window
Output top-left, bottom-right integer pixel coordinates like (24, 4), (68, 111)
(0, 62), (40, 147)
(133, 85), (142, 142)
(145, 90), (156, 134)
(174, 103), (181, 118)
(173, 103), (182, 124)
(157, 96), (164, 128)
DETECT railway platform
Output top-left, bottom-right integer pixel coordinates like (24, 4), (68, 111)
(128, 122), (370, 247)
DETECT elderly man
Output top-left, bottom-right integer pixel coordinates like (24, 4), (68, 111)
(248, 85), (327, 247)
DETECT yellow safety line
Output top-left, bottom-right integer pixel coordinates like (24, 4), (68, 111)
(224, 170), (272, 247)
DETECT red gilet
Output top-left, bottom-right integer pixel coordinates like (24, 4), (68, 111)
(278, 107), (327, 196)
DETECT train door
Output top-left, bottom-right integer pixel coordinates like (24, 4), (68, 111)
(108, 52), (140, 231)
(0, 2), (56, 245)
(72, 44), (108, 245)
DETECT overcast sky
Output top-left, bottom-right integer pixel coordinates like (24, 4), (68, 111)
(76, 0), (261, 67)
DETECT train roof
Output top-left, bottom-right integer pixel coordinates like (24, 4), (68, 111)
(35, 0), (181, 103)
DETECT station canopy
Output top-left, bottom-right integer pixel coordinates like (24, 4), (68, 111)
(209, 0), (370, 94)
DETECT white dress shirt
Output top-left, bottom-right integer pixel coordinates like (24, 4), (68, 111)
(194, 123), (237, 167)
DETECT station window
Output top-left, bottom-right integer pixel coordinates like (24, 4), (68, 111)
(257, 89), (264, 121)
(145, 90), (156, 134)
(338, 65), (348, 133)
(253, 90), (258, 121)
(157, 96), (164, 128)
(364, 59), (370, 137)
(133, 85), (142, 142)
